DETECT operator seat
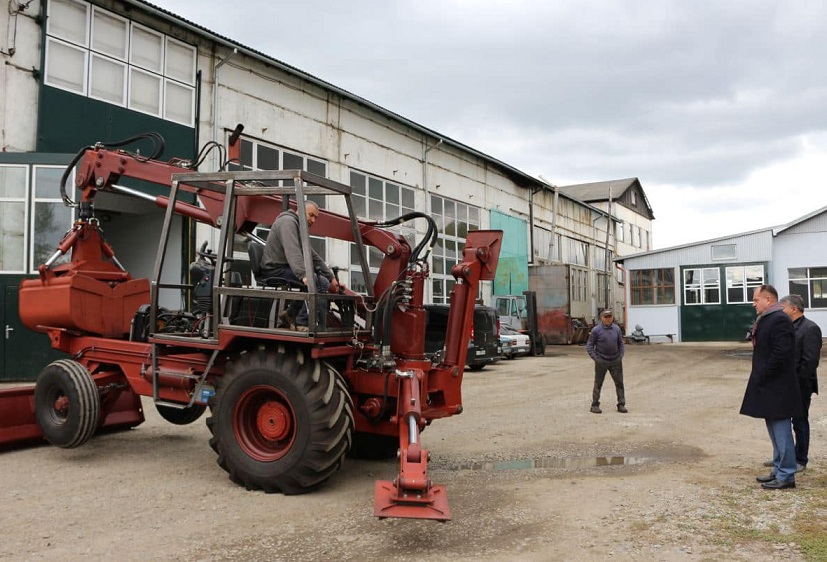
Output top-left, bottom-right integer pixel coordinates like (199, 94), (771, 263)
(247, 240), (304, 290)
(233, 240), (305, 329)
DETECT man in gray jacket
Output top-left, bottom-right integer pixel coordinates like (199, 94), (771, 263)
(260, 201), (340, 330)
(586, 309), (627, 414)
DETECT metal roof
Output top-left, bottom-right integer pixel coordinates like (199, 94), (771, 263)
(773, 204), (827, 235)
(558, 177), (654, 219)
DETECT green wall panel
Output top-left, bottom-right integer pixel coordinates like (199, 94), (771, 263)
(37, 86), (194, 160)
(491, 210), (528, 295)
(679, 263), (765, 342)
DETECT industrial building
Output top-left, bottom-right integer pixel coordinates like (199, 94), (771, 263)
(0, 0), (653, 378)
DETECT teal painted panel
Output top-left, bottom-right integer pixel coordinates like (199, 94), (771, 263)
(491, 210), (528, 295)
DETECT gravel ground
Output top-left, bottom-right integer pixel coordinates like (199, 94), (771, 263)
(1, 342), (823, 561)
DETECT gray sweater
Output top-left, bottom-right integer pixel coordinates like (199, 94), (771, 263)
(261, 210), (333, 281)
(586, 322), (625, 363)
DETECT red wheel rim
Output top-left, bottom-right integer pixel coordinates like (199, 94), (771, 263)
(233, 385), (297, 462)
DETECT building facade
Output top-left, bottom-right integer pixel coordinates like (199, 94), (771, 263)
(619, 206), (827, 342)
(0, 0), (646, 378)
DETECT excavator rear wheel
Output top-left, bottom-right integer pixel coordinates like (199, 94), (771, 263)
(207, 345), (354, 494)
(34, 359), (100, 448)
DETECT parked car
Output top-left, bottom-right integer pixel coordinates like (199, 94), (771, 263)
(424, 304), (501, 370)
(500, 324), (531, 359)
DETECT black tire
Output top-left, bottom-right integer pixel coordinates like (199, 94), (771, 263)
(207, 345), (354, 494)
(467, 362), (486, 371)
(34, 359), (100, 448)
(348, 431), (398, 460)
(156, 403), (206, 425)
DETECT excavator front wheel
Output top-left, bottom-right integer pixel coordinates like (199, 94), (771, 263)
(34, 359), (100, 448)
(207, 346), (354, 494)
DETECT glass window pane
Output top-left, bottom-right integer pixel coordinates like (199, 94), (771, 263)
(352, 194), (365, 218)
(48, 0), (89, 46)
(0, 166), (27, 198)
(165, 38), (195, 85)
(307, 159), (326, 177)
(129, 68), (161, 116)
(386, 183), (399, 204)
(350, 172), (366, 194)
(256, 145), (278, 170)
(469, 206), (479, 227)
(789, 280), (809, 306)
(240, 139), (253, 168)
(368, 178), (382, 200)
(131, 25), (163, 73)
(92, 8), (127, 59)
(810, 267), (827, 278)
(430, 195), (442, 215)
(0, 201), (25, 272)
(745, 265), (764, 284)
(164, 80), (194, 125)
(34, 202), (73, 268)
(368, 198), (382, 220)
(283, 152), (303, 170)
(90, 54), (126, 105)
(35, 167), (64, 199)
(45, 39), (87, 94)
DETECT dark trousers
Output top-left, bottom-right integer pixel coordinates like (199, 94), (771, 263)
(792, 392), (813, 466)
(592, 359), (625, 407)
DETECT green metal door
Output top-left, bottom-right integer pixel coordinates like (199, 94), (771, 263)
(2, 284), (64, 382)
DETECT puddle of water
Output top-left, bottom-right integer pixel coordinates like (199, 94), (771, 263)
(458, 455), (651, 472)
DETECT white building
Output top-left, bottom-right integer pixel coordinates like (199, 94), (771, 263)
(618, 206), (827, 342)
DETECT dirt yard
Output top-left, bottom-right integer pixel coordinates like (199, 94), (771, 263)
(2, 342), (826, 561)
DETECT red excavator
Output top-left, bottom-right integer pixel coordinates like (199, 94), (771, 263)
(0, 132), (502, 522)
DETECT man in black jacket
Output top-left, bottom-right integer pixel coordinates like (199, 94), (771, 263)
(741, 285), (802, 489)
(780, 294), (822, 471)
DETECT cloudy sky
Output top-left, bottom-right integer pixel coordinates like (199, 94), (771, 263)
(169, 0), (827, 249)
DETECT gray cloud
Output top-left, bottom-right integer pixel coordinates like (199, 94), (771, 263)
(171, 0), (827, 244)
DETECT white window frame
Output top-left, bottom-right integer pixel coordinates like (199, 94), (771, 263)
(128, 66), (163, 117)
(91, 6), (128, 61)
(30, 166), (75, 273)
(725, 265), (764, 304)
(0, 165), (30, 274)
(47, 0), (90, 47)
(44, 37), (89, 95)
(164, 36), (197, 86)
(89, 53), (127, 105)
(129, 21), (164, 74)
(684, 267), (721, 305)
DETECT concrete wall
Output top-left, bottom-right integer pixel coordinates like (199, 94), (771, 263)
(0, 1), (42, 152)
(773, 224), (827, 334)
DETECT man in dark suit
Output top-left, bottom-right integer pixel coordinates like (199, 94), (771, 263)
(740, 284), (802, 489)
(780, 294), (822, 471)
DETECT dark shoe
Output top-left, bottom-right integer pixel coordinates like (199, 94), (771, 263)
(590, 406), (602, 414)
(756, 474), (776, 483)
(617, 405), (628, 413)
(278, 310), (295, 330)
(761, 479), (795, 490)
(762, 460), (774, 467)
